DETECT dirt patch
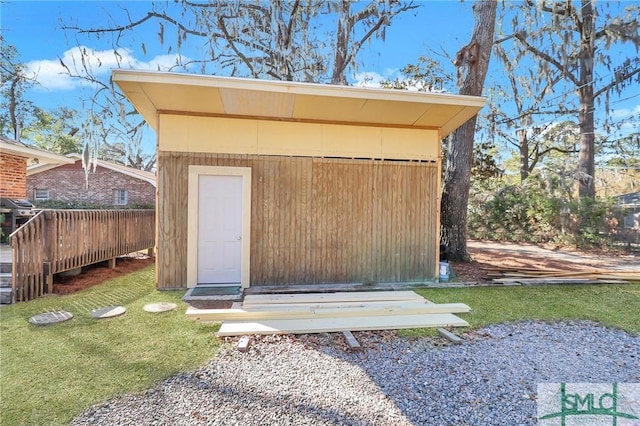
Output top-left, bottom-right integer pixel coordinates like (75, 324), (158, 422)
(53, 254), (155, 295)
(451, 240), (638, 283)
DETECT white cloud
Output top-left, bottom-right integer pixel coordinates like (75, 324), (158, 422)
(610, 104), (640, 119)
(353, 68), (448, 93)
(26, 47), (190, 91)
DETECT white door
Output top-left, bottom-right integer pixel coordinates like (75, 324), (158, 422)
(197, 175), (243, 284)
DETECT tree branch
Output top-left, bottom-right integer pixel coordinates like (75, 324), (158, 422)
(284, 0), (301, 48)
(217, 16), (258, 78)
(526, 0), (572, 16)
(63, 11), (212, 39)
(514, 31), (580, 86)
(593, 64), (640, 98)
(343, 2), (417, 77)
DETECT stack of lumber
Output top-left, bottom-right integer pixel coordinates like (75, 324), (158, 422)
(186, 290), (470, 337)
(484, 265), (640, 285)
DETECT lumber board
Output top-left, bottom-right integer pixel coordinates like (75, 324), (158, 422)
(241, 299), (436, 309)
(493, 278), (601, 284)
(492, 278), (630, 285)
(237, 336), (251, 353)
(242, 290), (424, 306)
(437, 328), (463, 344)
(342, 331), (363, 351)
(216, 313), (469, 336)
(186, 302), (471, 322)
(595, 274), (640, 281)
(236, 299), (437, 310)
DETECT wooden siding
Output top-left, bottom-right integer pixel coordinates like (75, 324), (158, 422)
(159, 114), (440, 161)
(157, 152), (439, 289)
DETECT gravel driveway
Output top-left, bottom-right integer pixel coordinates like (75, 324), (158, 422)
(71, 320), (639, 426)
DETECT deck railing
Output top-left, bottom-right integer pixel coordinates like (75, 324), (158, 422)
(10, 209), (155, 302)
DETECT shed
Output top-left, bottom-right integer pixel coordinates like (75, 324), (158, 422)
(113, 70), (485, 290)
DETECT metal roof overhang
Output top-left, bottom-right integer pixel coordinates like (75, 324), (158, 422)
(112, 70), (486, 137)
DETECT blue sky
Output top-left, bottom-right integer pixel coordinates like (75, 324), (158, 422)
(1, 1), (639, 157)
(1, 1), (473, 107)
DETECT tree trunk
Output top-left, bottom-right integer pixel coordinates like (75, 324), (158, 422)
(331, 1), (349, 85)
(440, 0), (497, 261)
(518, 128), (529, 182)
(577, 0), (596, 198)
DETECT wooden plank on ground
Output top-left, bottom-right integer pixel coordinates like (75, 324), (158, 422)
(186, 302), (471, 322)
(237, 336), (251, 352)
(438, 328), (463, 344)
(216, 313), (469, 336)
(242, 290), (424, 306)
(246, 299), (437, 309)
(342, 331), (363, 351)
(492, 278), (604, 285)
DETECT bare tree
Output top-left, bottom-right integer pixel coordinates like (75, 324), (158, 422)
(64, 1), (416, 84)
(490, 36), (576, 182)
(440, 0), (497, 261)
(505, 0), (640, 197)
(55, 48), (156, 170)
(59, 1), (416, 170)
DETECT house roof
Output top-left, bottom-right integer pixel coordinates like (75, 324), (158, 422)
(112, 70), (486, 138)
(27, 153), (156, 187)
(0, 135), (75, 165)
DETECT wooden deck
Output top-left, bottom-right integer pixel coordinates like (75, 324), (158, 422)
(7, 209), (155, 303)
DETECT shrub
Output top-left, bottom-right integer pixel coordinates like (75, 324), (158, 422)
(32, 200), (155, 210)
(468, 175), (620, 249)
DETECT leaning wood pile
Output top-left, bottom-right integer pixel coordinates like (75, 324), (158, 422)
(484, 265), (640, 285)
(186, 291), (470, 337)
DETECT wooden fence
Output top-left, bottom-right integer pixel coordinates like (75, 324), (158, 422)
(10, 209), (155, 302)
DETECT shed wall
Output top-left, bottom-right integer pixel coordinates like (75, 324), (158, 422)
(159, 114), (440, 161)
(157, 152), (439, 289)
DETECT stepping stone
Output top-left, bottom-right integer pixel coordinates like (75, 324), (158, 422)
(143, 302), (177, 313)
(29, 311), (73, 326)
(91, 306), (126, 319)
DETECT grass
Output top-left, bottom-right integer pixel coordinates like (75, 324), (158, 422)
(401, 283), (640, 338)
(0, 266), (220, 426)
(1, 268), (639, 426)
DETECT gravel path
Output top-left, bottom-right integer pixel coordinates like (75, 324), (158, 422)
(71, 321), (640, 426)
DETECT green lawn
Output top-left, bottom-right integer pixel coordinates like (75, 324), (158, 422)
(404, 283), (640, 337)
(0, 266), (219, 426)
(1, 266), (638, 426)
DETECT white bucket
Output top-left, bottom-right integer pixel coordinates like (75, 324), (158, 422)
(439, 261), (450, 280)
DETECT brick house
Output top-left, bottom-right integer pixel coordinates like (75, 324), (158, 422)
(1, 135), (74, 199)
(27, 153), (156, 207)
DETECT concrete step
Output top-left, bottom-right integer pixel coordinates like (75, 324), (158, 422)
(0, 262), (11, 274)
(0, 272), (11, 288)
(0, 287), (12, 304)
